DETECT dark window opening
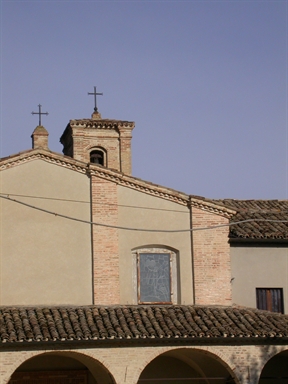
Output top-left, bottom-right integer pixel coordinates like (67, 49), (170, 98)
(90, 150), (104, 166)
(256, 288), (284, 313)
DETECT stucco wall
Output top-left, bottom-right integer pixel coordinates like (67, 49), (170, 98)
(230, 246), (288, 313)
(117, 185), (192, 304)
(0, 159), (92, 306)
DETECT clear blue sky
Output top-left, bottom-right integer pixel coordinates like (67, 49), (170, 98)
(1, 0), (287, 199)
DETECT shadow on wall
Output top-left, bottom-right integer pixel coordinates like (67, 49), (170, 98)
(7, 352), (116, 384)
(231, 346), (288, 384)
(138, 349), (238, 384)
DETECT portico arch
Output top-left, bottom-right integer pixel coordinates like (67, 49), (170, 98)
(137, 348), (239, 384)
(259, 349), (288, 383)
(7, 351), (115, 384)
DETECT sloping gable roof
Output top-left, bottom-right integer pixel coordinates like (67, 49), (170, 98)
(3, 149), (287, 238)
(1, 305), (287, 345)
(213, 199), (288, 240)
(0, 149), (234, 217)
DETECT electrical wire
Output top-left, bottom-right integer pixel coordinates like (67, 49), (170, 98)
(0, 192), (188, 214)
(0, 194), (287, 233)
(1, 192), (288, 214)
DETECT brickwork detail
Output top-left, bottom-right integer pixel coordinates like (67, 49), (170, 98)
(191, 207), (232, 305)
(91, 175), (120, 304)
(60, 119), (135, 175)
(73, 129), (120, 169)
(31, 126), (49, 150)
(118, 128), (133, 174)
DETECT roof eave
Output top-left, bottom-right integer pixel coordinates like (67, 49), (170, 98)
(1, 335), (287, 351)
(229, 237), (288, 245)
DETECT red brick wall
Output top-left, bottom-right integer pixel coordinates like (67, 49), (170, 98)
(91, 175), (120, 304)
(72, 128), (120, 170)
(191, 207), (232, 305)
(70, 125), (133, 175)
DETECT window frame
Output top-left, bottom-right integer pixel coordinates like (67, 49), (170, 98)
(132, 247), (179, 305)
(256, 288), (284, 314)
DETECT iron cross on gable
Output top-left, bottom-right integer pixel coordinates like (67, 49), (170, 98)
(88, 86), (103, 113)
(31, 104), (49, 126)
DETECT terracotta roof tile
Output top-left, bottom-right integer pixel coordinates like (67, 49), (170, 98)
(0, 305), (287, 344)
(213, 199), (288, 239)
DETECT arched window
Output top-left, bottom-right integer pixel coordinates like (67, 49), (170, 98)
(90, 149), (105, 166)
(132, 246), (179, 304)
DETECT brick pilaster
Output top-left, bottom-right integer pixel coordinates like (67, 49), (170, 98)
(119, 127), (133, 175)
(91, 175), (120, 304)
(191, 207), (232, 305)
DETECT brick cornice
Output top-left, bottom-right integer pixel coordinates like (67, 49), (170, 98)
(189, 197), (236, 219)
(0, 150), (87, 175)
(70, 119), (135, 130)
(0, 149), (234, 217)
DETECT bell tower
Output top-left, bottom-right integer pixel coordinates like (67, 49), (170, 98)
(60, 89), (135, 175)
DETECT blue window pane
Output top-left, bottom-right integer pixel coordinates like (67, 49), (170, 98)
(139, 253), (171, 303)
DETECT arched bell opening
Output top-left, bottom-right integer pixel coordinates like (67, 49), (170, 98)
(90, 149), (106, 166)
(259, 349), (288, 383)
(138, 348), (238, 384)
(8, 351), (115, 384)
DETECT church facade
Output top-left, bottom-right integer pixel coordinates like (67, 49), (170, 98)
(0, 106), (287, 384)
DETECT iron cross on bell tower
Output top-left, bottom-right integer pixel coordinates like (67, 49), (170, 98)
(31, 104), (49, 126)
(88, 86), (103, 113)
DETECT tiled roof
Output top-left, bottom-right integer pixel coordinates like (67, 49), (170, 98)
(213, 199), (288, 240)
(1, 305), (287, 344)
